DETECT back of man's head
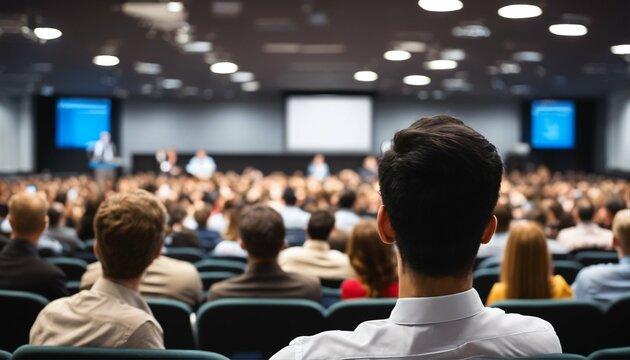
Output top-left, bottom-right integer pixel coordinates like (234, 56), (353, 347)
(194, 205), (212, 229)
(494, 203), (513, 233)
(239, 205), (285, 259)
(613, 209), (630, 252)
(378, 115), (503, 277)
(338, 191), (357, 210)
(8, 192), (48, 238)
(606, 196), (627, 217)
(283, 188), (298, 206)
(307, 210), (335, 241)
(47, 202), (65, 228)
(95, 190), (166, 280)
(576, 197), (595, 222)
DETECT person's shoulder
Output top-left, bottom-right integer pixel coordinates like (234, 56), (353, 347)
(575, 262), (620, 282)
(286, 271), (320, 286)
(483, 306), (556, 333)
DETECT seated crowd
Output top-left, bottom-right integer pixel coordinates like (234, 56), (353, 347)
(0, 115), (628, 357)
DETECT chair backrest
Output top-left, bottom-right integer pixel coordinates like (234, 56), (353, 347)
(321, 286), (341, 308)
(164, 247), (206, 263)
(146, 298), (195, 349)
(491, 299), (604, 355)
(285, 228), (307, 247)
(199, 271), (236, 291)
(194, 259), (246, 274)
(516, 354), (587, 359)
(473, 267), (500, 304)
(320, 278), (344, 289)
(325, 298), (397, 331)
(209, 255), (248, 264)
(476, 256), (501, 269)
(552, 260), (583, 284)
(11, 345), (228, 359)
(46, 257), (88, 282)
(0, 350), (10, 360)
(65, 281), (81, 295)
(588, 347), (630, 360)
(574, 251), (619, 267)
(603, 293), (630, 348)
(0, 290), (48, 352)
(196, 298), (325, 358)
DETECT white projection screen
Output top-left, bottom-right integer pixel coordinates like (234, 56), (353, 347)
(286, 95), (373, 153)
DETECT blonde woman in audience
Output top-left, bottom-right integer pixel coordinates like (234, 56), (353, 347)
(212, 203), (247, 258)
(486, 221), (573, 305)
(341, 220), (398, 300)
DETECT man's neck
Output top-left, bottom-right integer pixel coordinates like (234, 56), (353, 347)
(12, 233), (40, 245)
(398, 265), (472, 298)
(247, 256), (277, 266)
(104, 276), (142, 292)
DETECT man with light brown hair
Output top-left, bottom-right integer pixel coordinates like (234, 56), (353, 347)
(30, 190), (166, 348)
(0, 192), (68, 300)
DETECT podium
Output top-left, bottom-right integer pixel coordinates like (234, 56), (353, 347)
(89, 161), (121, 184)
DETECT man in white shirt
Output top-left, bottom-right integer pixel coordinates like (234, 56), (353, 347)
(557, 197), (614, 252)
(334, 190), (361, 233)
(186, 149), (217, 180)
(272, 115), (561, 359)
(280, 188), (310, 230)
(30, 190), (165, 349)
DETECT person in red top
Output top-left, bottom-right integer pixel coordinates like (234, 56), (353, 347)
(341, 220), (398, 299)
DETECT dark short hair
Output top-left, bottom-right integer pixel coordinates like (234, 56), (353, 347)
(47, 205), (62, 228)
(283, 188), (297, 206)
(239, 205), (285, 258)
(378, 115), (503, 277)
(605, 196), (627, 217)
(576, 197), (595, 222)
(307, 210), (335, 241)
(338, 191), (357, 209)
(194, 205), (211, 228)
(494, 203), (513, 233)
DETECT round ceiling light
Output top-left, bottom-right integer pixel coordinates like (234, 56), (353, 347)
(498, 4), (543, 19)
(610, 44), (630, 55)
(33, 27), (62, 40)
(403, 75), (431, 86)
(230, 71), (255, 83)
(424, 59), (458, 70)
(354, 71), (378, 82)
(418, 0), (463, 12)
(549, 24), (588, 36)
(210, 62), (238, 74)
(93, 55), (120, 67)
(241, 81), (260, 92)
(384, 50), (411, 61)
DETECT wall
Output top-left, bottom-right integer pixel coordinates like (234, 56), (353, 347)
(0, 96), (33, 173)
(606, 89), (630, 172)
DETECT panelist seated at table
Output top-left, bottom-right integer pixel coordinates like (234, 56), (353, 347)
(186, 149), (216, 180)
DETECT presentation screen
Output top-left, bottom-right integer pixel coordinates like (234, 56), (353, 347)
(286, 95), (372, 152)
(55, 98), (111, 149)
(531, 100), (575, 149)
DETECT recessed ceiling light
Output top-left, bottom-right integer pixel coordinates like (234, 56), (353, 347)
(134, 61), (162, 75)
(403, 75), (431, 86)
(452, 25), (491, 38)
(443, 78), (472, 91)
(418, 0), (463, 12)
(498, 4), (542, 19)
(33, 27), (62, 40)
(230, 71), (255, 83)
(424, 59), (458, 70)
(181, 41), (212, 53)
(167, 1), (184, 12)
(384, 50), (411, 61)
(441, 49), (466, 61)
(241, 81), (260, 92)
(93, 55), (119, 67)
(354, 71), (378, 82)
(549, 24), (588, 36)
(611, 44), (630, 55)
(160, 78), (183, 89)
(210, 62), (238, 74)
(500, 62), (521, 74)
(393, 41), (426, 53)
(513, 51), (543, 62)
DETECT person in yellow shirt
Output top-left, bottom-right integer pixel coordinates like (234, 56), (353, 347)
(487, 221), (573, 305)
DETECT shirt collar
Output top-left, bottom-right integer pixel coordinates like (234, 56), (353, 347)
(389, 288), (485, 325)
(303, 239), (330, 251)
(247, 261), (283, 274)
(11, 238), (38, 254)
(91, 277), (152, 315)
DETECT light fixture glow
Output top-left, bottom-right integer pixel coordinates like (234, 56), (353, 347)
(93, 55), (120, 67)
(167, 1), (184, 12)
(424, 59), (458, 70)
(498, 4), (542, 19)
(33, 27), (62, 40)
(441, 49), (466, 61)
(611, 44), (630, 55)
(418, 0), (463, 12)
(134, 61), (162, 75)
(210, 62), (238, 74)
(181, 41), (212, 53)
(241, 81), (260, 92)
(353, 71), (378, 82)
(160, 78), (183, 89)
(513, 51), (543, 62)
(403, 75), (431, 86)
(384, 50), (411, 61)
(549, 24), (588, 36)
(452, 25), (491, 38)
(230, 71), (255, 83)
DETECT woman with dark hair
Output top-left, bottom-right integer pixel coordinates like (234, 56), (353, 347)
(212, 203), (247, 258)
(341, 220), (398, 299)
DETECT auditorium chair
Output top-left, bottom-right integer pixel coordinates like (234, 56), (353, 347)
(0, 290), (48, 352)
(320, 278), (344, 288)
(321, 286), (341, 307)
(163, 247), (206, 263)
(472, 267), (500, 304)
(325, 298), (397, 331)
(200, 271), (235, 291)
(65, 280), (81, 295)
(10, 345), (228, 359)
(552, 260), (583, 284)
(0, 350), (9, 360)
(491, 299), (604, 355)
(516, 354), (586, 359)
(573, 250), (619, 267)
(476, 256), (501, 269)
(146, 298), (196, 349)
(285, 228), (307, 247)
(194, 259), (246, 274)
(46, 257), (88, 282)
(603, 293), (630, 348)
(196, 299), (325, 358)
(208, 254), (248, 264)
(588, 347), (630, 360)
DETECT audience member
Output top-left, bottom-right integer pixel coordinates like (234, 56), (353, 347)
(573, 209), (630, 307)
(44, 202), (83, 253)
(477, 203), (512, 259)
(272, 115), (561, 359)
(209, 205), (321, 301)
(213, 204), (247, 258)
(164, 203), (199, 248)
(30, 190), (165, 348)
(194, 205), (221, 250)
(341, 220), (398, 300)
(0, 192), (69, 300)
(486, 222), (573, 305)
(279, 210), (355, 280)
(334, 190), (361, 233)
(557, 197), (613, 252)
(280, 188), (310, 230)
(595, 196), (627, 230)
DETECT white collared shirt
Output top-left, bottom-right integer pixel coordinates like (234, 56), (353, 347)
(279, 240), (355, 280)
(557, 222), (613, 252)
(271, 289), (561, 360)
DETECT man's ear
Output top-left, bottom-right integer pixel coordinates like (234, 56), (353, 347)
(93, 240), (100, 260)
(377, 205), (396, 245)
(613, 235), (620, 249)
(239, 239), (248, 251)
(481, 215), (498, 245)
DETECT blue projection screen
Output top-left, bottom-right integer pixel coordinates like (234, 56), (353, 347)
(55, 98), (111, 149)
(531, 100), (575, 149)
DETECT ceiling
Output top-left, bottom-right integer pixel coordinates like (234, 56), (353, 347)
(0, 0), (628, 100)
